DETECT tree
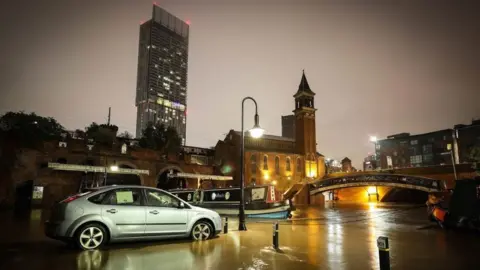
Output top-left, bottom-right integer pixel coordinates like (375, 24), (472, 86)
(0, 111), (65, 148)
(118, 131), (133, 139)
(85, 122), (118, 146)
(139, 122), (182, 157)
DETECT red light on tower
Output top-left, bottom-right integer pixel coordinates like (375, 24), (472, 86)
(153, 1), (158, 6)
(140, 20), (144, 25)
(185, 19), (191, 25)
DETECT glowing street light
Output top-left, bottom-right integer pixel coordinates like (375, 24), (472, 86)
(248, 115), (264, 138)
(239, 96), (264, 231)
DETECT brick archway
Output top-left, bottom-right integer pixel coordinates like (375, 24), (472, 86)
(113, 162), (145, 186)
(156, 165), (185, 190)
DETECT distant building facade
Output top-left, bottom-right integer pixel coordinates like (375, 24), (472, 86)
(375, 120), (480, 170)
(281, 115), (296, 139)
(135, 5), (189, 143)
(214, 71), (326, 193)
(455, 120), (480, 164)
(376, 130), (455, 169)
(363, 154), (377, 171)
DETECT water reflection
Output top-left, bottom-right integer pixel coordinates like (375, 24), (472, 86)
(3, 204), (480, 270)
(367, 203), (380, 268)
(75, 240), (221, 270)
(326, 223), (344, 270)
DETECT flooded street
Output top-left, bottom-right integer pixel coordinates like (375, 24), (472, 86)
(1, 203), (478, 270)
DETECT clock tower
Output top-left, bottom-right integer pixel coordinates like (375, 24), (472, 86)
(294, 70), (318, 179)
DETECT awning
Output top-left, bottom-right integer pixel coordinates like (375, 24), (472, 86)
(168, 172), (233, 181)
(48, 163), (150, 175)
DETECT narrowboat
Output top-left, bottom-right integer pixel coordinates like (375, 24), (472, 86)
(169, 185), (293, 219)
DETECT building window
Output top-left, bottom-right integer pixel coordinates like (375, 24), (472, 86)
(410, 140), (418, 145)
(423, 154), (433, 163)
(296, 158), (302, 173)
(263, 155), (268, 170)
(250, 155), (257, 174)
(250, 178), (256, 186)
(422, 144), (432, 154)
(275, 156), (280, 175)
(410, 155), (422, 165)
(286, 157), (291, 171)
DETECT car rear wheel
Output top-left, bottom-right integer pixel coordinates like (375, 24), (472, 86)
(75, 223), (107, 250)
(191, 221), (213, 241)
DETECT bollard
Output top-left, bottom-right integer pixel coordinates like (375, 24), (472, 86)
(223, 217), (228, 234)
(272, 222), (279, 249)
(377, 236), (390, 270)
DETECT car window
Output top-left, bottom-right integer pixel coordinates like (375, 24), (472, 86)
(104, 188), (143, 206)
(88, 192), (109, 204)
(146, 190), (180, 208)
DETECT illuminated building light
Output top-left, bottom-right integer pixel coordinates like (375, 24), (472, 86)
(367, 186), (377, 194)
(263, 173), (269, 180)
(272, 180), (277, 185)
(186, 19), (191, 25)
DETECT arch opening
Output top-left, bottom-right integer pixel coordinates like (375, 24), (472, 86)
(380, 188), (429, 204)
(157, 168), (186, 190)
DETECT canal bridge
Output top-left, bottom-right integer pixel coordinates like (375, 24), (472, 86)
(309, 173), (448, 196)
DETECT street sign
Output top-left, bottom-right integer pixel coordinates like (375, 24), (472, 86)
(377, 236), (389, 250)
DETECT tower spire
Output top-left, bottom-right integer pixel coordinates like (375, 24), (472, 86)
(294, 70), (315, 97)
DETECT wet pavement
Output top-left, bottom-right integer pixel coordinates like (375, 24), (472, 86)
(0, 203), (479, 270)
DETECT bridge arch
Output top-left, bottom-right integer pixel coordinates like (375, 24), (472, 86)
(156, 165), (185, 190)
(310, 173), (446, 196)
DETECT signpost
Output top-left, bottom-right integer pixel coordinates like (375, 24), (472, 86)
(377, 236), (390, 270)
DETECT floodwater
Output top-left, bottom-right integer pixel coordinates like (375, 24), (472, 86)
(0, 203), (478, 270)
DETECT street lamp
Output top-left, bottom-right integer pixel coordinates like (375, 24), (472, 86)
(110, 164), (119, 172)
(239, 97), (264, 231)
(369, 136), (378, 168)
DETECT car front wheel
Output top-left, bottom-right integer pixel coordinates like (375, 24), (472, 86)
(75, 223), (107, 250)
(191, 221), (213, 241)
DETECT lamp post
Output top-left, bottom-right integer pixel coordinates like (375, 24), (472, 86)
(239, 97), (264, 231)
(369, 136), (378, 169)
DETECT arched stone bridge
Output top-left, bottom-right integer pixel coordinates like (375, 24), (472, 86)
(309, 173), (448, 196)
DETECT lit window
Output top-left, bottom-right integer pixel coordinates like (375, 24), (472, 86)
(250, 155), (257, 174)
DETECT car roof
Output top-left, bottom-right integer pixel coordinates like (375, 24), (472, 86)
(88, 185), (165, 192)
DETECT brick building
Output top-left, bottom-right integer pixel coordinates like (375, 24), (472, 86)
(214, 71), (326, 194)
(0, 134), (216, 209)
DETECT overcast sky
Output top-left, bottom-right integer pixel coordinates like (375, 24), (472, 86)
(1, 0), (479, 168)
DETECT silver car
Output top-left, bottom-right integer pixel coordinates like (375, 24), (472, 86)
(45, 185), (222, 250)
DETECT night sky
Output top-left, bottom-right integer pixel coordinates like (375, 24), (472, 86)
(1, 0), (479, 168)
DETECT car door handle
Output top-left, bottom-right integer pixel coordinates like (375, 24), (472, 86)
(106, 209), (117, 214)
(149, 210), (159, 215)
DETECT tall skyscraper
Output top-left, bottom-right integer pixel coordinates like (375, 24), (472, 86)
(135, 5), (189, 144)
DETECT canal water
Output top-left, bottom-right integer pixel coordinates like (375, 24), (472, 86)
(0, 203), (478, 270)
